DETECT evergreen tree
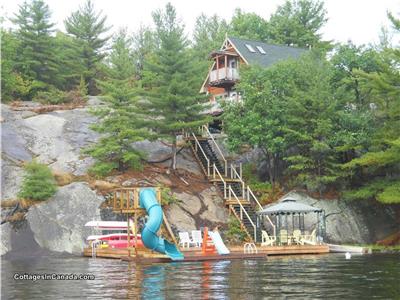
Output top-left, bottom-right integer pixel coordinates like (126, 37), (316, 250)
(268, 0), (329, 48)
(84, 79), (151, 177)
(193, 13), (229, 60)
(342, 12), (400, 204)
(229, 9), (269, 41)
(12, 0), (57, 89)
(143, 3), (210, 170)
(18, 160), (57, 201)
(108, 28), (136, 80)
(132, 25), (156, 80)
(64, 0), (111, 94)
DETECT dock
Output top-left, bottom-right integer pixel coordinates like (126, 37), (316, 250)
(83, 244), (329, 262)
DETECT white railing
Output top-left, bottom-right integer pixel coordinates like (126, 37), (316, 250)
(247, 186), (276, 237)
(212, 163), (227, 198)
(210, 67), (240, 82)
(244, 243), (258, 254)
(192, 132), (211, 176)
(229, 185), (257, 241)
(231, 165), (245, 196)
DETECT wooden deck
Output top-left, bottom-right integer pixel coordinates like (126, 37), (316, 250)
(83, 244), (329, 262)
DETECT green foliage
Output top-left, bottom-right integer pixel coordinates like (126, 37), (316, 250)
(159, 186), (179, 205)
(229, 9), (268, 41)
(33, 87), (66, 104)
(224, 217), (247, 243)
(268, 0), (329, 48)
(107, 28), (136, 80)
(131, 25), (156, 80)
(84, 79), (151, 177)
(18, 160), (57, 201)
(12, 0), (58, 85)
(142, 3), (211, 169)
(65, 0), (111, 94)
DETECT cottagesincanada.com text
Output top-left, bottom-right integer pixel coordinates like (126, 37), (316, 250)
(14, 273), (95, 281)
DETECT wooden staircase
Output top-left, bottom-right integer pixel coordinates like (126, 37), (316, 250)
(184, 126), (275, 243)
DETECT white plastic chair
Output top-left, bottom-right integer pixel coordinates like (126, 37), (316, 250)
(261, 230), (276, 246)
(191, 230), (203, 247)
(178, 232), (195, 248)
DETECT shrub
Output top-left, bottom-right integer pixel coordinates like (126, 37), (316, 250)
(34, 87), (67, 104)
(224, 216), (247, 243)
(18, 160), (57, 201)
(160, 186), (179, 206)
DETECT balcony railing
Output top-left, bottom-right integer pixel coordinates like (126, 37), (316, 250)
(210, 67), (240, 82)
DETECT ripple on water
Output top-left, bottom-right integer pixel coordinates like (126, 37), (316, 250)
(2, 254), (400, 299)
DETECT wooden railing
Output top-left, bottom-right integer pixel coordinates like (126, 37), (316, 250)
(228, 185), (257, 242)
(212, 163), (227, 198)
(202, 125), (228, 176)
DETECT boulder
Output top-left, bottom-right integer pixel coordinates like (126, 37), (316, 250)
(165, 204), (197, 232)
(1, 158), (24, 200)
(26, 182), (104, 254)
(199, 187), (229, 223)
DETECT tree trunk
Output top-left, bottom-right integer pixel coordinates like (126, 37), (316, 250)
(170, 135), (177, 170)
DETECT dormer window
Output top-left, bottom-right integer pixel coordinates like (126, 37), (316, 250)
(245, 44), (256, 53)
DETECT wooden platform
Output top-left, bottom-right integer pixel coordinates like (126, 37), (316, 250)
(83, 244), (329, 261)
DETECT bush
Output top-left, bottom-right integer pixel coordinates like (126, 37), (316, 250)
(224, 216), (247, 243)
(160, 186), (179, 205)
(18, 160), (57, 201)
(34, 87), (67, 104)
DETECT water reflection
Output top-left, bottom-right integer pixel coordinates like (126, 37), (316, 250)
(2, 254), (400, 299)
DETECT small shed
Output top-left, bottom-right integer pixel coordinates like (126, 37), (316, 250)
(257, 198), (326, 241)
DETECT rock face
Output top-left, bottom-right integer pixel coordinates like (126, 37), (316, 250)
(166, 186), (229, 233)
(278, 192), (399, 244)
(0, 223), (12, 256)
(26, 182), (104, 254)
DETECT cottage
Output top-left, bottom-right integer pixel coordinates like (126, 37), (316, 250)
(200, 36), (307, 115)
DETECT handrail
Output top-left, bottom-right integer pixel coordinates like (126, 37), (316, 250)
(229, 185), (257, 241)
(247, 186), (276, 237)
(247, 186), (263, 210)
(202, 125), (228, 176)
(213, 163), (227, 199)
(192, 132), (210, 176)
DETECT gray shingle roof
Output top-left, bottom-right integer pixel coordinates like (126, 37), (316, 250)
(258, 199), (323, 215)
(228, 36), (307, 68)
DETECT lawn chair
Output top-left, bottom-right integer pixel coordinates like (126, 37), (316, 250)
(261, 230), (276, 246)
(179, 232), (195, 248)
(292, 229), (304, 245)
(279, 229), (290, 245)
(191, 230), (203, 247)
(301, 229), (317, 245)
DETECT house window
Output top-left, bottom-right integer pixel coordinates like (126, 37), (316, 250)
(256, 46), (266, 54)
(245, 44), (256, 53)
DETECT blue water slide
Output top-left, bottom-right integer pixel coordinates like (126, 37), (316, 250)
(139, 188), (184, 261)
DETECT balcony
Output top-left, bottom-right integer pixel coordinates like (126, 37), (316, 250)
(209, 67), (240, 87)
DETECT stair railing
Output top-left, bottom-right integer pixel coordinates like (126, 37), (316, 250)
(213, 163), (227, 198)
(247, 186), (276, 237)
(231, 164), (245, 197)
(192, 132), (211, 176)
(228, 185), (257, 242)
(202, 125), (228, 177)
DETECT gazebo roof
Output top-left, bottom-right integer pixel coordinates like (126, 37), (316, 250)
(257, 198), (323, 215)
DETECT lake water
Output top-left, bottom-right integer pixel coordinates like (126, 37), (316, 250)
(2, 254), (399, 299)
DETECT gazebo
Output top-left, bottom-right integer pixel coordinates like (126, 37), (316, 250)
(257, 198), (326, 245)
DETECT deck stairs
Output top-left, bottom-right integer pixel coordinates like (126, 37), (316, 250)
(184, 126), (275, 243)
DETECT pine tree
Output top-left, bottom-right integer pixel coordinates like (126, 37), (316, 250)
(268, 0), (329, 48)
(18, 160), (57, 201)
(12, 0), (57, 88)
(108, 28), (136, 80)
(143, 3), (210, 170)
(342, 12), (400, 204)
(64, 0), (111, 94)
(84, 79), (151, 177)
